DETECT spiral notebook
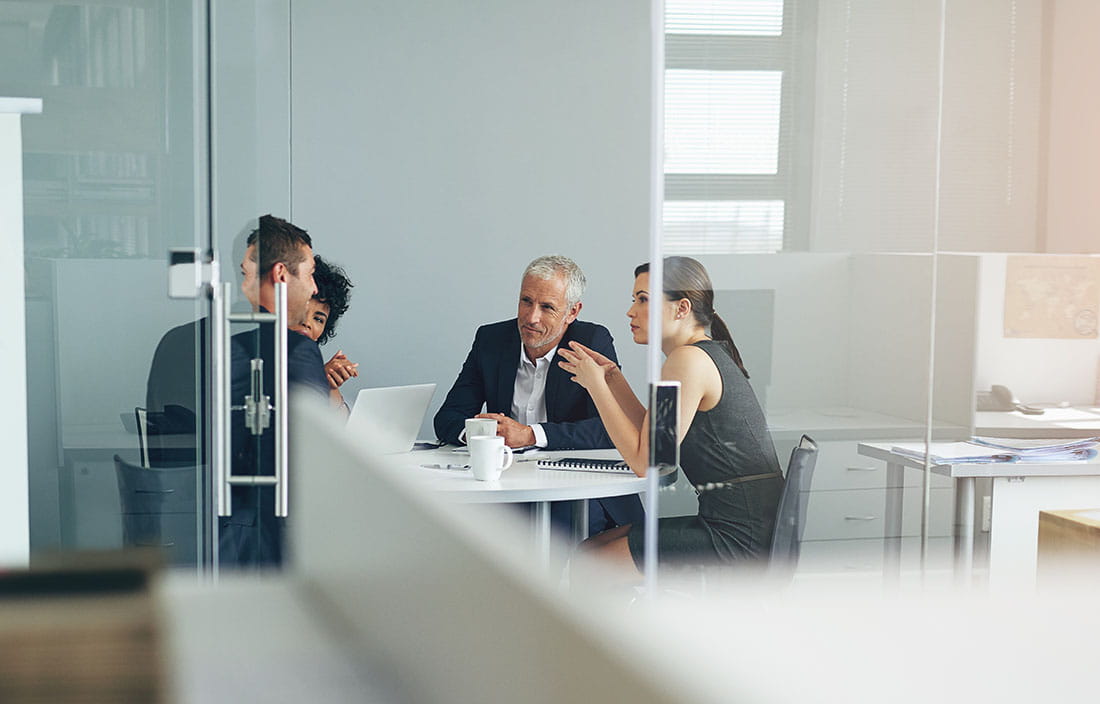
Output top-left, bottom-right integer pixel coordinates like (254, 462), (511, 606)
(535, 457), (635, 474)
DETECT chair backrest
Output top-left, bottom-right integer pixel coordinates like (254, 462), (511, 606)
(113, 455), (198, 565)
(768, 435), (818, 573)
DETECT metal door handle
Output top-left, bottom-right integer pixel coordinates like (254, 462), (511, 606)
(213, 282), (231, 517)
(215, 282), (289, 518)
(273, 283), (288, 518)
(844, 515), (878, 521)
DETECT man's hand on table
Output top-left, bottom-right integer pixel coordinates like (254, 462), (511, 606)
(476, 413), (536, 449)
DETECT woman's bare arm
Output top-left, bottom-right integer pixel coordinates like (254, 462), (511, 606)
(559, 342), (718, 475)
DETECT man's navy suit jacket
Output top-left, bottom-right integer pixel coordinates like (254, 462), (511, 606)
(219, 325), (328, 568)
(434, 319), (618, 450)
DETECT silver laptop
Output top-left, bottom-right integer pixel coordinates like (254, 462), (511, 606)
(347, 383), (437, 454)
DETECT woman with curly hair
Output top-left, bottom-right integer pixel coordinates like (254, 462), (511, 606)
(295, 255), (359, 414)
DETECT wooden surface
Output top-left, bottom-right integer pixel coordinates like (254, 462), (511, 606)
(0, 560), (163, 703)
(1038, 508), (1100, 558)
(1038, 508), (1100, 585)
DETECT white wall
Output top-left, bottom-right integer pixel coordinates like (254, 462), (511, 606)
(974, 254), (1100, 405)
(847, 254), (934, 422)
(289, 0), (652, 434)
(699, 253), (851, 411)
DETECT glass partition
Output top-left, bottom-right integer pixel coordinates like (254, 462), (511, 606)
(11, 0), (1097, 597)
(649, 0), (1100, 595)
(930, 0), (1100, 591)
(6, 0), (212, 567)
(652, 0), (947, 592)
(7, 0), (294, 574)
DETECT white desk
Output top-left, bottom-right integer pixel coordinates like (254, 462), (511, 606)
(397, 448), (652, 566)
(858, 442), (1100, 589)
(975, 407), (1100, 439)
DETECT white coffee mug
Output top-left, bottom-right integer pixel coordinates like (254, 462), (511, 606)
(461, 417), (498, 444)
(468, 435), (514, 481)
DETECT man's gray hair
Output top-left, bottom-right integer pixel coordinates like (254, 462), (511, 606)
(523, 255), (586, 308)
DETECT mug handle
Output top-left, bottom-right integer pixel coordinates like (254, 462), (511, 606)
(500, 444), (514, 471)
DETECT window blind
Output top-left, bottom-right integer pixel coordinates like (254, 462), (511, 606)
(664, 0), (807, 254)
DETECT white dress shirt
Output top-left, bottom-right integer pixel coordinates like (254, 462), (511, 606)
(511, 344), (556, 448)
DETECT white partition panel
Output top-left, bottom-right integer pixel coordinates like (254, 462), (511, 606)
(0, 97), (41, 566)
(289, 393), (688, 704)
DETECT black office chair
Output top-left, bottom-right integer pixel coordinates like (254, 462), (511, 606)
(654, 436), (818, 598)
(767, 434), (819, 579)
(113, 455), (199, 566)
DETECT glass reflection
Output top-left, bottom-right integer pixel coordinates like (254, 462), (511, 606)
(659, 0), (948, 591)
(566, 258), (782, 588)
(7, 0), (206, 567)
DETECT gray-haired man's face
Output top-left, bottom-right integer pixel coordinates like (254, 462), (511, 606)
(516, 273), (581, 359)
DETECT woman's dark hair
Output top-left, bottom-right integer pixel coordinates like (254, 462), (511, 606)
(312, 255), (353, 345)
(634, 257), (749, 378)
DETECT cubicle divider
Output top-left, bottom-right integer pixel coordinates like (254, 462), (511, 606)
(289, 393), (686, 704)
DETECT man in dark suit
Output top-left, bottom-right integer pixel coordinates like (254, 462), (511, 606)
(434, 255), (643, 533)
(221, 215), (329, 568)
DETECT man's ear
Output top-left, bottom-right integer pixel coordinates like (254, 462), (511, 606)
(565, 301), (582, 324)
(270, 261), (290, 284)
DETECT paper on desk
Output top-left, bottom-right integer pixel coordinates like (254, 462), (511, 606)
(891, 438), (1099, 464)
(969, 436), (1100, 453)
(891, 442), (1017, 464)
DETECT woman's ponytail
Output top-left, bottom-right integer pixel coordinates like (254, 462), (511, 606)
(644, 256), (751, 379)
(710, 312), (749, 379)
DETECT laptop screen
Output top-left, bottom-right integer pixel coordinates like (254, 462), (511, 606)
(346, 383), (437, 454)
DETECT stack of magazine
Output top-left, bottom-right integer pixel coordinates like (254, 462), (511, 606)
(890, 437), (1100, 464)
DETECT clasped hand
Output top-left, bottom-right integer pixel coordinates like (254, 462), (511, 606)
(324, 350), (360, 390)
(475, 413), (536, 448)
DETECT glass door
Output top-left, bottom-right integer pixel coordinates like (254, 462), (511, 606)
(8, 0), (213, 570)
(8, 0), (293, 574)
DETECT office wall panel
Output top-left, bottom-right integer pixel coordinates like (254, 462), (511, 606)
(289, 0), (652, 434)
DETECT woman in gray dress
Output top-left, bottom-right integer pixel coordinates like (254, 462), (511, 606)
(558, 256), (782, 571)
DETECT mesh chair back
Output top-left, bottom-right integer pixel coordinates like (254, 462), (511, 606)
(768, 435), (818, 574)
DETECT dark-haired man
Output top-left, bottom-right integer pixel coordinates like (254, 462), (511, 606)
(223, 215), (329, 568)
(144, 215), (328, 568)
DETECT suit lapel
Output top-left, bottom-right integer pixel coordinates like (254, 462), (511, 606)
(544, 324), (575, 422)
(496, 323), (520, 414)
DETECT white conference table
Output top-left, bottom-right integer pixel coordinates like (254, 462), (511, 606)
(394, 447), (656, 566)
(858, 441), (1100, 589)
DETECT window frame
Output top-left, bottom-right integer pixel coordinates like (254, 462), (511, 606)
(664, 0), (817, 252)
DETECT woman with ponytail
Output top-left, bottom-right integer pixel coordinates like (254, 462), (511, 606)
(558, 256), (782, 572)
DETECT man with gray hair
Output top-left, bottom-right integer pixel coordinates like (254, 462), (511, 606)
(434, 255), (643, 532)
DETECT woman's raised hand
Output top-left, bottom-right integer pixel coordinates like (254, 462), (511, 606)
(558, 341), (616, 390)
